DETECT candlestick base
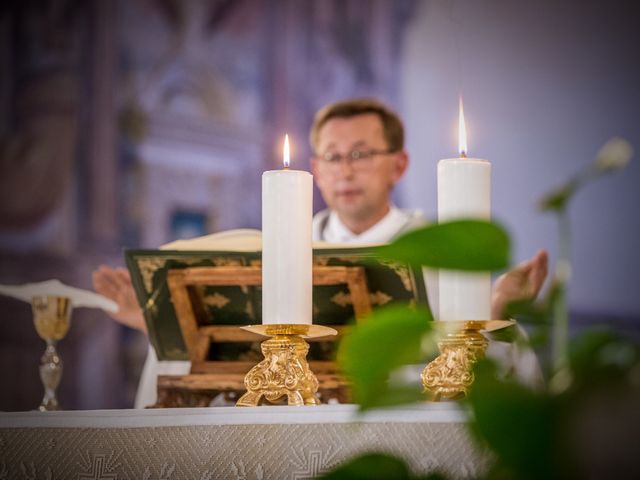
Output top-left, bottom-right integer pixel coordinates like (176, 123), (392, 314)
(236, 324), (337, 407)
(422, 320), (514, 401)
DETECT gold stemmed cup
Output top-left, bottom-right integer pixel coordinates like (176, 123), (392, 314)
(31, 296), (72, 411)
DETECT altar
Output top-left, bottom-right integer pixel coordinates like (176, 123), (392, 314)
(0, 404), (489, 479)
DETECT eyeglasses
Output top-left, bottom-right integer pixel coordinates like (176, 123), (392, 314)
(315, 148), (396, 172)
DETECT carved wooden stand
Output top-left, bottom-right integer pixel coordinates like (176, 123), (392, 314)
(156, 265), (367, 408)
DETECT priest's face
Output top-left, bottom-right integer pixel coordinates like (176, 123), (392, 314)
(311, 113), (408, 231)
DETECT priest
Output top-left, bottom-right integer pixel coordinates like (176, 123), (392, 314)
(93, 97), (548, 407)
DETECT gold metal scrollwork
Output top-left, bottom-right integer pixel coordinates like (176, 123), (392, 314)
(236, 334), (320, 406)
(422, 327), (489, 401)
(236, 324), (336, 407)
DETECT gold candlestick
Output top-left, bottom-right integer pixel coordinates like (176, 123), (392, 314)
(236, 324), (336, 407)
(422, 320), (514, 401)
(31, 296), (72, 411)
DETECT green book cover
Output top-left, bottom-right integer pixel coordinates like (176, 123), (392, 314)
(125, 247), (429, 361)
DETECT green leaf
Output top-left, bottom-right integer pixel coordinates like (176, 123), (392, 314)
(538, 181), (576, 212)
(318, 452), (449, 480)
(363, 385), (427, 410)
(337, 304), (433, 410)
(467, 359), (558, 479)
(503, 299), (551, 326)
(317, 453), (413, 480)
(568, 328), (640, 388)
(502, 283), (563, 363)
(485, 324), (521, 343)
(375, 220), (510, 271)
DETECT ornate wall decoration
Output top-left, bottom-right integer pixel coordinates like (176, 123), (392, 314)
(0, 1), (87, 252)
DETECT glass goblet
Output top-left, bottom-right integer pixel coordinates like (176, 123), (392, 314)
(31, 296), (72, 411)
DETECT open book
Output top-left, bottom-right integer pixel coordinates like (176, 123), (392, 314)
(126, 229), (428, 360)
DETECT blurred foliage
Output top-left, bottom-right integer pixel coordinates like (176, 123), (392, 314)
(467, 359), (558, 479)
(317, 453), (447, 480)
(376, 219), (510, 271)
(337, 304), (434, 410)
(466, 136), (639, 479)
(500, 281), (563, 360)
(319, 138), (636, 479)
(466, 331), (640, 480)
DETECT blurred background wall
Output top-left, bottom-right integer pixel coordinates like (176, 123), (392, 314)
(0, 0), (638, 410)
(401, 0), (640, 321)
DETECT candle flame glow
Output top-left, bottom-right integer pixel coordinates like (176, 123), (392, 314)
(283, 134), (290, 168)
(458, 96), (467, 158)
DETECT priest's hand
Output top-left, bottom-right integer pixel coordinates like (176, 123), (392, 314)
(491, 249), (549, 319)
(92, 265), (147, 333)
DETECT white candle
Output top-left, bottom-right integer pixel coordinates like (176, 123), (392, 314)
(437, 98), (492, 321)
(262, 134), (313, 325)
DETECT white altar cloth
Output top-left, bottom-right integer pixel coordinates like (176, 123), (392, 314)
(0, 404), (490, 479)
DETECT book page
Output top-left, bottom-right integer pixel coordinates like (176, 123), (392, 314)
(160, 229), (383, 252)
(160, 229), (261, 251)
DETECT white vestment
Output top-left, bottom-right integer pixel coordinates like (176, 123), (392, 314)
(135, 347), (190, 409)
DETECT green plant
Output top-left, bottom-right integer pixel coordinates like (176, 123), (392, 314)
(319, 138), (638, 479)
(318, 453), (446, 480)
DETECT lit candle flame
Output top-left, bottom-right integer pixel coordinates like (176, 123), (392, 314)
(458, 96), (467, 158)
(283, 134), (290, 169)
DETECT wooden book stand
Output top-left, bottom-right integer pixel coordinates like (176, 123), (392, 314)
(153, 265), (372, 407)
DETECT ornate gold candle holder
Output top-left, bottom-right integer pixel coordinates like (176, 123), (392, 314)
(31, 296), (73, 411)
(422, 319), (514, 401)
(236, 324), (336, 407)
